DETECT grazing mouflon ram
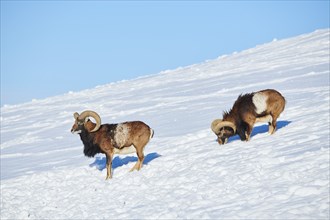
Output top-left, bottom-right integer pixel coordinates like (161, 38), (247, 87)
(71, 110), (154, 179)
(211, 89), (285, 145)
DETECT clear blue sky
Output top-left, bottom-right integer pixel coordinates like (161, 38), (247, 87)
(1, 1), (329, 106)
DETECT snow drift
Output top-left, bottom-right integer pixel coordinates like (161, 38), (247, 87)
(1, 29), (329, 219)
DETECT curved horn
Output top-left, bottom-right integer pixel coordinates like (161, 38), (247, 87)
(78, 110), (101, 132)
(211, 119), (236, 134)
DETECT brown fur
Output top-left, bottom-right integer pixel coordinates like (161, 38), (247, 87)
(71, 116), (153, 180)
(214, 89), (285, 144)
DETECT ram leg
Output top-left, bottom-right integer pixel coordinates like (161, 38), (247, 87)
(105, 152), (114, 180)
(256, 115), (274, 134)
(245, 123), (254, 141)
(269, 115), (278, 135)
(130, 145), (145, 172)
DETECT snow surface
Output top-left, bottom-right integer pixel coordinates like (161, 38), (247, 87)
(1, 29), (329, 219)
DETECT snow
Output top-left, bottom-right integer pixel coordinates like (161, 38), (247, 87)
(1, 29), (329, 219)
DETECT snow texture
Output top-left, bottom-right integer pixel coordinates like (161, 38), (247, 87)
(1, 29), (329, 219)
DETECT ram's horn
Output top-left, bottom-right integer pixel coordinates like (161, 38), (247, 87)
(78, 110), (102, 132)
(211, 119), (236, 134)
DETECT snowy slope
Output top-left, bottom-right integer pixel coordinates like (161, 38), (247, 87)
(1, 29), (329, 219)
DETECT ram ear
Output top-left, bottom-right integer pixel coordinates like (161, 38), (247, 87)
(73, 112), (79, 120)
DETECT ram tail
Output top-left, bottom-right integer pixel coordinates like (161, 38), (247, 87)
(149, 128), (154, 140)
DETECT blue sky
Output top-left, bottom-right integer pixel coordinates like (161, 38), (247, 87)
(1, 1), (329, 106)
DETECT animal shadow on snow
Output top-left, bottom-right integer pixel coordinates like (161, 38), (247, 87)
(89, 152), (161, 171)
(227, 120), (292, 143)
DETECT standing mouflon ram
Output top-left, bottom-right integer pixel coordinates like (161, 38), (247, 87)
(211, 89), (285, 145)
(71, 110), (154, 179)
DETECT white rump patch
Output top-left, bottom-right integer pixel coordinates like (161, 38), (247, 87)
(253, 92), (268, 114)
(114, 123), (130, 148)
